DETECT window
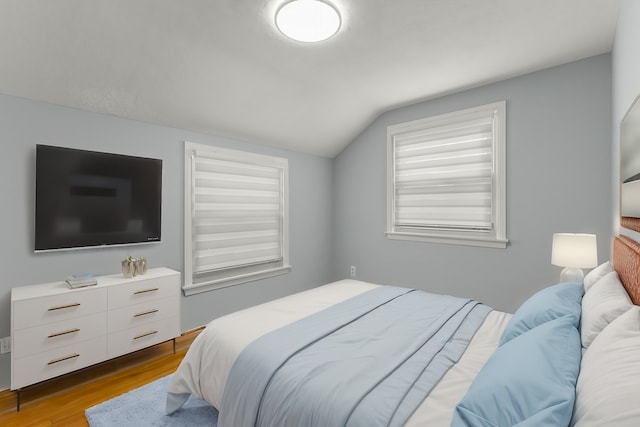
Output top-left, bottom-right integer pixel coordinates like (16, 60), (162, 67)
(386, 101), (507, 248)
(183, 142), (290, 295)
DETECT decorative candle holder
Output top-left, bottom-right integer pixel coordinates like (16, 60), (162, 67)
(136, 257), (147, 275)
(122, 257), (136, 278)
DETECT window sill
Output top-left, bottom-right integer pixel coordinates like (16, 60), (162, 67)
(182, 265), (292, 296)
(386, 232), (508, 249)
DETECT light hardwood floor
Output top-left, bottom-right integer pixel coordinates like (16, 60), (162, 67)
(0, 328), (201, 427)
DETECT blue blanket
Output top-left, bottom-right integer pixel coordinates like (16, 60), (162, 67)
(219, 286), (491, 427)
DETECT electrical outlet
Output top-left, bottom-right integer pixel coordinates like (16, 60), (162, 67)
(0, 336), (10, 354)
(350, 265), (356, 278)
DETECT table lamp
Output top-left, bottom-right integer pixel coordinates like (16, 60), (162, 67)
(551, 233), (598, 282)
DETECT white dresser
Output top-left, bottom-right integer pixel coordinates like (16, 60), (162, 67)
(10, 267), (180, 394)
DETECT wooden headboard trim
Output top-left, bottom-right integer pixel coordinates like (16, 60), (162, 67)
(613, 235), (640, 305)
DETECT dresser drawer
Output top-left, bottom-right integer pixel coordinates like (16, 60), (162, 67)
(12, 312), (106, 359)
(108, 297), (179, 333)
(108, 274), (179, 309)
(108, 316), (179, 358)
(12, 336), (107, 390)
(13, 288), (108, 331)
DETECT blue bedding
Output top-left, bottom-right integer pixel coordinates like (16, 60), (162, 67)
(218, 286), (492, 427)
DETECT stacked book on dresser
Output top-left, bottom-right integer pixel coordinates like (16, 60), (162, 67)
(65, 274), (98, 289)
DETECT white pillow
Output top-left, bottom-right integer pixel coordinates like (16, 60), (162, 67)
(582, 261), (613, 292)
(580, 271), (632, 348)
(571, 307), (640, 426)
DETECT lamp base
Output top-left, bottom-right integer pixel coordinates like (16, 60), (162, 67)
(560, 267), (584, 283)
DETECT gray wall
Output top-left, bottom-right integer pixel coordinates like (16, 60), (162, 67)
(0, 95), (334, 389)
(332, 54), (612, 313)
(613, 0), (640, 243)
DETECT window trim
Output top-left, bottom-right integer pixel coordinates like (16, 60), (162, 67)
(386, 101), (508, 248)
(183, 142), (291, 296)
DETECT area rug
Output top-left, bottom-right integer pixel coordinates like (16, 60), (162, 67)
(85, 374), (218, 426)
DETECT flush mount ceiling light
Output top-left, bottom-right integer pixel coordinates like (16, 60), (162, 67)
(275, 0), (341, 43)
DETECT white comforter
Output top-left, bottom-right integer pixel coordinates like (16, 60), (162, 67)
(167, 279), (511, 425)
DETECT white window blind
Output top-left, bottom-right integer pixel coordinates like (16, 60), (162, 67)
(184, 142), (290, 295)
(387, 102), (507, 248)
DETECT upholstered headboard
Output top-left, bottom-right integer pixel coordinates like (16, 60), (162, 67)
(613, 235), (640, 305)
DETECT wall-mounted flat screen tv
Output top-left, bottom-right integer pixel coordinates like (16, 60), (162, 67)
(35, 145), (162, 252)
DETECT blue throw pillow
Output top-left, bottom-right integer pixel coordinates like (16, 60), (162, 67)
(499, 282), (583, 346)
(451, 316), (581, 427)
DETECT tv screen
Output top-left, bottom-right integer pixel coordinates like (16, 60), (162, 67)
(35, 145), (162, 252)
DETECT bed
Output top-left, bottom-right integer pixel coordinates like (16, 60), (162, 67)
(166, 235), (640, 426)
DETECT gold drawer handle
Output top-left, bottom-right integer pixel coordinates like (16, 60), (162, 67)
(48, 328), (80, 338)
(48, 303), (80, 311)
(133, 309), (158, 318)
(133, 330), (158, 340)
(134, 288), (159, 295)
(47, 353), (80, 365)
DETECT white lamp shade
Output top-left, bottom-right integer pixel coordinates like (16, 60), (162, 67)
(551, 233), (598, 268)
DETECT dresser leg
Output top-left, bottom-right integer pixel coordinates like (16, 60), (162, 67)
(16, 389), (21, 412)
(172, 337), (176, 354)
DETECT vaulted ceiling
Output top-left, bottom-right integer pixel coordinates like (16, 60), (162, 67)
(0, 0), (618, 157)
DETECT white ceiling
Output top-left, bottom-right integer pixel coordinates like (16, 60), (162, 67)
(0, 0), (619, 158)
